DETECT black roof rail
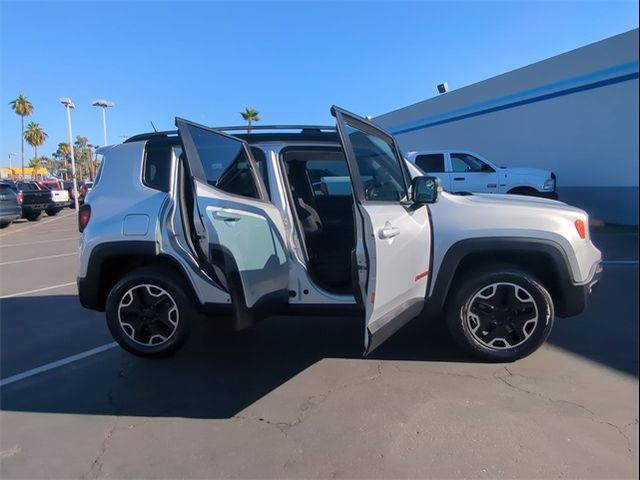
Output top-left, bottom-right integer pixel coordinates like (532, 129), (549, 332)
(215, 125), (336, 132)
(124, 125), (336, 144)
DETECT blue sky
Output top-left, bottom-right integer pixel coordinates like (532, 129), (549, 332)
(1, 0), (638, 165)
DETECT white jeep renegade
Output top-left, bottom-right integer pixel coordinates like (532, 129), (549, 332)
(77, 106), (602, 362)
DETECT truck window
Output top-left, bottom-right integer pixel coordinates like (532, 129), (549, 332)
(451, 153), (486, 173)
(415, 153), (445, 173)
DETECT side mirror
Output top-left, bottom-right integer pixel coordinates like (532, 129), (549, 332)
(411, 176), (441, 204)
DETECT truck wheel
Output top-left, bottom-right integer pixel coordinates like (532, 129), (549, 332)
(105, 268), (193, 357)
(445, 267), (554, 362)
(0, 221), (12, 229)
(25, 211), (43, 222)
(508, 187), (539, 196)
(45, 208), (60, 216)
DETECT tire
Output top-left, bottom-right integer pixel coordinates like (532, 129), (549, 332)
(445, 266), (554, 362)
(0, 221), (12, 229)
(105, 267), (194, 357)
(508, 187), (539, 197)
(25, 211), (43, 222)
(45, 208), (60, 216)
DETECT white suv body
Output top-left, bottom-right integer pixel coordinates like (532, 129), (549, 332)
(406, 149), (557, 198)
(78, 107), (601, 361)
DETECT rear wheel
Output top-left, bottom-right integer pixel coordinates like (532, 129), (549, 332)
(24, 211), (43, 221)
(105, 268), (194, 357)
(445, 267), (554, 362)
(45, 208), (60, 216)
(0, 221), (12, 229)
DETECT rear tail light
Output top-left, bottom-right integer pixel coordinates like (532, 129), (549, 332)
(78, 204), (91, 233)
(574, 219), (586, 239)
(320, 182), (328, 195)
(16, 191), (23, 205)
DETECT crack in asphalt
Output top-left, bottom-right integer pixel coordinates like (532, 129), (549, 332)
(496, 367), (637, 456)
(232, 361), (385, 436)
(82, 422), (116, 480)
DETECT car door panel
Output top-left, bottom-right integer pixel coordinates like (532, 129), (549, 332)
(177, 118), (289, 327)
(331, 106), (432, 354)
(449, 152), (500, 193)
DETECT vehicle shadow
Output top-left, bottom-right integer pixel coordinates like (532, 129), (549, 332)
(0, 294), (471, 419)
(1, 264), (637, 420)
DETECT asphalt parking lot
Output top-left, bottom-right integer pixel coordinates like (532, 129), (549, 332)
(0, 212), (638, 479)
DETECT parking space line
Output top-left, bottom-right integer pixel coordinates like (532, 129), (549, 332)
(0, 252), (76, 266)
(0, 210), (76, 237)
(602, 260), (639, 265)
(0, 236), (78, 248)
(0, 342), (118, 388)
(0, 281), (76, 299)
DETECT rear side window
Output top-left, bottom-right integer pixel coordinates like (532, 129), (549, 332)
(415, 153), (445, 173)
(143, 141), (173, 192)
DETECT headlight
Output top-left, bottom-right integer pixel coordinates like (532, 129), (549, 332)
(543, 178), (555, 191)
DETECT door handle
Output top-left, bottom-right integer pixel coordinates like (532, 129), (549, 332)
(378, 225), (400, 239)
(453, 177), (465, 181)
(212, 210), (241, 222)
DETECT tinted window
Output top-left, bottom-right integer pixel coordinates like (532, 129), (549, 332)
(450, 153), (487, 173)
(144, 141), (173, 192)
(182, 123), (260, 199)
(0, 184), (12, 191)
(415, 153), (445, 173)
(344, 123), (407, 202)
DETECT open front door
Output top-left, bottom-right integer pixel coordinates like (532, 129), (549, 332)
(176, 118), (289, 329)
(331, 106), (432, 354)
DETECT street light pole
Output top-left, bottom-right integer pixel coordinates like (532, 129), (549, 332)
(92, 99), (115, 146)
(8, 153), (16, 177)
(60, 97), (80, 211)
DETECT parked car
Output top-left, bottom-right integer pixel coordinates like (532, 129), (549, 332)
(78, 107), (601, 362)
(35, 180), (71, 215)
(406, 150), (557, 198)
(79, 181), (93, 205)
(63, 180), (84, 208)
(0, 182), (22, 228)
(2, 181), (53, 221)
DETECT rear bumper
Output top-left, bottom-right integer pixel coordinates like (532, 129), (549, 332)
(556, 262), (603, 317)
(0, 209), (21, 222)
(22, 203), (50, 213)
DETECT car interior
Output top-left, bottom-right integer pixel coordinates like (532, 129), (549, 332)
(281, 147), (356, 294)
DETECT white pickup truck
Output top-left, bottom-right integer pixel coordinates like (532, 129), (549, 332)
(406, 150), (557, 199)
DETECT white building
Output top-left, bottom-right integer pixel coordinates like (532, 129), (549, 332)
(375, 29), (639, 225)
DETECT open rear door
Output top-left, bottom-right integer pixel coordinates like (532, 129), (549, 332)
(176, 118), (289, 329)
(331, 106), (432, 354)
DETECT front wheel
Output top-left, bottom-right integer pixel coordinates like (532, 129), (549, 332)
(105, 268), (194, 357)
(445, 267), (554, 362)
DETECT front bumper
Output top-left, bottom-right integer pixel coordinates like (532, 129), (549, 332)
(556, 262), (603, 317)
(537, 191), (559, 200)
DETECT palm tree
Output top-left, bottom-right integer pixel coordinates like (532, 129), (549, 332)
(28, 157), (42, 179)
(9, 94), (34, 179)
(24, 122), (48, 167)
(240, 107), (260, 133)
(55, 142), (71, 180)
